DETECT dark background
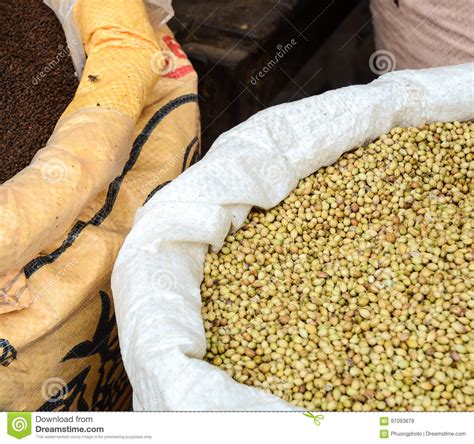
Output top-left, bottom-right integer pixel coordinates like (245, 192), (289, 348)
(169, 0), (376, 152)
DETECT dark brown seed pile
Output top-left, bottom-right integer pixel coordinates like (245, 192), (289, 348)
(0, 0), (78, 184)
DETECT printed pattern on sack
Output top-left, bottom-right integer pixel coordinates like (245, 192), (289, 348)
(38, 291), (129, 411)
(163, 35), (187, 59)
(24, 94), (199, 277)
(162, 35), (194, 79)
(0, 338), (17, 367)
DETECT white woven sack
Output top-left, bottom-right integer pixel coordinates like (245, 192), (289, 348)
(112, 64), (474, 411)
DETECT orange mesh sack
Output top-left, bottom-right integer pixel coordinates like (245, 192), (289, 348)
(0, 0), (199, 411)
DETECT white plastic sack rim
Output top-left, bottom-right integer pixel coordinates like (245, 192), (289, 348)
(44, 0), (174, 77)
(112, 63), (474, 411)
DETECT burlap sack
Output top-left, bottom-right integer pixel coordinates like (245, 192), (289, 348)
(0, 0), (199, 411)
(371, 0), (474, 70)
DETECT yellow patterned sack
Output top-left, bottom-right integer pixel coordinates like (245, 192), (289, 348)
(0, 0), (199, 411)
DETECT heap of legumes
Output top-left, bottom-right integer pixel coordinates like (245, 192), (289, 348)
(201, 121), (473, 411)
